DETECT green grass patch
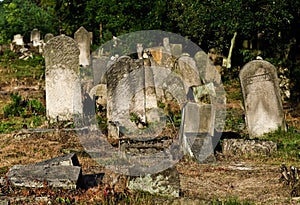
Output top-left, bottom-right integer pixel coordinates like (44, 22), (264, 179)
(259, 127), (300, 160)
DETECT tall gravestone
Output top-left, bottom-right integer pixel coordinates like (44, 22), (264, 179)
(74, 26), (91, 67)
(44, 35), (82, 122)
(239, 60), (286, 138)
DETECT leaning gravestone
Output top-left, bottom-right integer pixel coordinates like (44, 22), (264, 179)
(44, 35), (82, 122)
(74, 26), (91, 67)
(239, 60), (286, 138)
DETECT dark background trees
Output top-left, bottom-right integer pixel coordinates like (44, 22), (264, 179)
(0, 0), (300, 99)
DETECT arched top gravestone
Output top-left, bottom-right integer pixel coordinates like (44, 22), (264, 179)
(239, 60), (286, 138)
(44, 35), (80, 73)
(44, 35), (82, 122)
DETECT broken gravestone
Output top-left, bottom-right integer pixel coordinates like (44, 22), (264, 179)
(44, 34), (82, 122)
(239, 60), (286, 138)
(180, 102), (216, 163)
(74, 26), (91, 67)
(7, 153), (82, 189)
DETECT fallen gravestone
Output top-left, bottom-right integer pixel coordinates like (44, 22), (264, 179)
(7, 153), (82, 190)
(239, 60), (286, 138)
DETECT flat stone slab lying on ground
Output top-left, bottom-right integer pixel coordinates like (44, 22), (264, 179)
(222, 139), (277, 157)
(7, 153), (82, 189)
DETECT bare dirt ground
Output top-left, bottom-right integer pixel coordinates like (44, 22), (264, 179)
(1, 77), (300, 204)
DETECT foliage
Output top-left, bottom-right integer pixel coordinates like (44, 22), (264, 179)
(3, 93), (45, 118)
(260, 127), (300, 160)
(0, 0), (55, 43)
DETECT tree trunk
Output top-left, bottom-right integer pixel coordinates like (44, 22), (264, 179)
(227, 32), (237, 69)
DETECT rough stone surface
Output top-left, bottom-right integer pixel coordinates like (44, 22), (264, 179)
(91, 56), (110, 84)
(180, 102), (215, 163)
(222, 139), (277, 156)
(239, 60), (286, 138)
(44, 34), (82, 122)
(174, 55), (202, 93)
(7, 154), (82, 190)
(30, 29), (41, 47)
(8, 165), (81, 189)
(44, 33), (54, 43)
(128, 166), (180, 197)
(74, 26), (91, 67)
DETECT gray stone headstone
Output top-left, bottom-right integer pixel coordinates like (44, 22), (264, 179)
(30, 28), (41, 47)
(106, 56), (145, 139)
(91, 56), (110, 84)
(12, 34), (24, 46)
(175, 55), (202, 93)
(194, 51), (221, 85)
(44, 33), (54, 43)
(239, 60), (286, 138)
(180, 102), (215, 163)
(44, 34), (82, 122)
(74, 26), (91, 67)
(170, 43), (182, 57)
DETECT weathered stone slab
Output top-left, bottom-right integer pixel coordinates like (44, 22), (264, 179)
(30, 28), (41, 47)
(239, 60), (286, 138)
(91, 56), (110, 84)
(174, 55), (202, 93)
(12, 34), (24, 46)
(44, 34), (82, 122)
(7, 154), (82, 189)
(7, 165), (81, 189)
(35, 153), (80, 166)
(194, 51), (221, 85)
(74, 26), (91, 67)
(128, 166), (180, 197)
(44, 33), (54, 43)
(180, 102), (215, 163)
(222, 139), (277, 157)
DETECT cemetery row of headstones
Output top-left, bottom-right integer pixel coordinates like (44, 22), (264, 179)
(43, 27), (287, 163)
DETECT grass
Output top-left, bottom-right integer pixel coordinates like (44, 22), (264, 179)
(260, 127), (300, 160)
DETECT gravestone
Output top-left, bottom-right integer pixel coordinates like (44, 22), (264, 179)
(44, 34), (82, 122)
(239, 60), (286, 138)
(180, 102), (215, 163)
(174, 55), (202, 93)
(194, 51), (221, 85)
(44, 33), (54, 43)
(170, 43), (182, 57)
(30, 28), (41, 47)
(12, 34), (24, 46)
(106, 56), (145, 139)
(91, 56), (110, 84)
(74, 26), (91, 67)
(7, 154), (82, 189)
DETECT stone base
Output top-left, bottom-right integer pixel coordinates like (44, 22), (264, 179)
(222, 139), (277, 157)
